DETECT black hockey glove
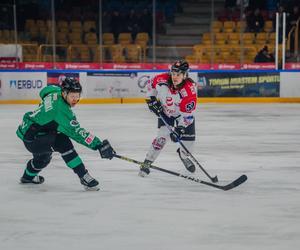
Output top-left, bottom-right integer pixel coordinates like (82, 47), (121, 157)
(97, 140), (116, 160)
(170, 126), (185, 142)
(146, 97), (162, 116)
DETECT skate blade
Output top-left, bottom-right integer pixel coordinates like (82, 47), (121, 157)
(138, 170), (148, 177)
(83, 186), (100, 191)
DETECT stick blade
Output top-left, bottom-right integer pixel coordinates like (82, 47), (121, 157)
(222, 174), (248, 191)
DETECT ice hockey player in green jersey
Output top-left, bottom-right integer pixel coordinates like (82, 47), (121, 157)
(16, 77), (115, 191)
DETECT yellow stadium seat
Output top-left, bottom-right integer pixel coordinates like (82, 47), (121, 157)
(36, 20), (45, 28)
(202, 33), (214, 45)
(70, 21), (82, 33)
(255, 32), (268, 45)
(103, 33), (115, 45)
(211, 21), (223, 33)
(69, 47), (80, 62)
(25, 19), (35, 31)
(215, 33), (228, 45)
(242, 33), (255, 45)
(84, 32), (98, 44)
(193, 44), (204, 56)
(118, 33), (132, 45)
(83, 20), (96, 33)
(223, 21), (235, 33)
(264, 20), (273, 33)
(135, 32), (149, 47)
(125, 44), (141, 62)
(185, 54), (198, 63)
(57, 32), (68, 44)
(79, 46), (91, 62)
(1, 29), (13, 42)
(268, 32), (276, 44)
(57, 20), (69, 32)
(89, 46), (102, 62)
(109, 44), (125, 62)
(227, 32), (240, 45)
(236, 21), (246, 33)
(69, 32), (82, 44)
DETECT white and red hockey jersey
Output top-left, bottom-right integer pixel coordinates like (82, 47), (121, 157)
(147, 72), (197, 127)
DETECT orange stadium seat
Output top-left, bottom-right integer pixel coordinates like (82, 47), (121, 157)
(83, 21), (96, 33)
(211, 21), (223, 33)
(227, 32), (240, 45)
(103, 33), (115, 45)
(118, 33), (132, 45)
(223, 21), (235, 33)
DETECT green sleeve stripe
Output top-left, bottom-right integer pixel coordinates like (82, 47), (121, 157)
(67, 156), (83, 169)
(25, 169), (38, 177)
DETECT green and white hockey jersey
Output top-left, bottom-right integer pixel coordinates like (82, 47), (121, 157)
(16, 85), (102, 150)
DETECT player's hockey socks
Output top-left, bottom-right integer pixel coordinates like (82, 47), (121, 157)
(177, 148), (195, 173)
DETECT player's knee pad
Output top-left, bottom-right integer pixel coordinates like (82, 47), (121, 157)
(151, 136), (167, 151)
(31, 153), (52, 170)
(150, 126), (170, 151)
(53, 133), (74, 153)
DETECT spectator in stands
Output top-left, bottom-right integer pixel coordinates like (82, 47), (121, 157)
(248, 0), (266, 10)
(223, 0), (238, 20)
(110, 10), (129, 39)
(127, 9), (139, 40)
(111, 10), (122, 42)
(272, 5), (285, 43)
(225, 0), (237, 10)
(139, 8), (152, 37)
(246, 8), (265, 32)
(285, 0), (299, 10)
(102, 11), (112, 33)
(266, 0), (279, 12)
(287, 5), (300, 32)
(119, 11), (129, 33)
(287, 5), (300, 51)
(254, 46), (275, 62)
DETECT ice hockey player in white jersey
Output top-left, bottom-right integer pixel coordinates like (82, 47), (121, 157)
(139, 59), (197, 177)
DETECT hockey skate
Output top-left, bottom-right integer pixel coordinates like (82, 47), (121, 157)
(80, 172), (100, 191)
(138, 159), (152, 177)
(177, 148), (196, 173)
(20, 175), (45, 184)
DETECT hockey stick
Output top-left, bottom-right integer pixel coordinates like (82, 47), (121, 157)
(113, 154), (247, 191)
(159, 114), (219, 183)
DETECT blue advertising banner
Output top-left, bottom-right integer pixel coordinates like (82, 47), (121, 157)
(197, 72), (280, 97)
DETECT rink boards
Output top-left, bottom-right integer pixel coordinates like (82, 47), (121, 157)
(0, 70), (300, 104)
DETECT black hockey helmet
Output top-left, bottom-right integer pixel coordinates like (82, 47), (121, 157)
(170, 59), (189, 74)
(61, 77), (82, 94)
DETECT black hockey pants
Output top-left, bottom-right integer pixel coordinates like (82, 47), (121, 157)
(22, 133), (87, 179)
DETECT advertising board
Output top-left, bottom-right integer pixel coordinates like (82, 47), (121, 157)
(0, 72), (46, 100)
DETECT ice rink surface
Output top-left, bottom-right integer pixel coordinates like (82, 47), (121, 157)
(0, 103), (299, 250)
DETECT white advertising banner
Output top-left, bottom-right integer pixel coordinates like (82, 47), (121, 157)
(0, 72), (47, 100)
(280, 72), (300, 97)
(86, 72), (146, 98)
(0, 44), (23, 62)
(0, 70), (202, 100)
(85, 71), (199, 98)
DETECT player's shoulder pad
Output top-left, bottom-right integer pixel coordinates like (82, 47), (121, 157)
(185, 77), (196, 85)
(153, 73), (169, 87)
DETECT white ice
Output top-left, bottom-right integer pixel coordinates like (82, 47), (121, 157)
(0, 103), (299, 250)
